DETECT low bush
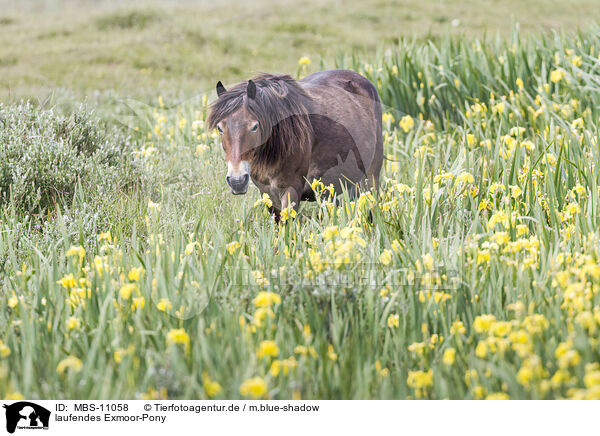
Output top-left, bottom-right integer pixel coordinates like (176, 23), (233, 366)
(0, 103), (140, 216)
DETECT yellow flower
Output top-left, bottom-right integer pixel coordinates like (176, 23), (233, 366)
(0, 342), (11, 357)
(253, 307), (275, 327)
(114, 348), (126, 363)
(379, 249), (393, 265)
(298, 56), (311, 66)
(148, 200), (161, 212)
(7, 296), (19, 309)
(254, 193), (273, 208)
(66, 245), (85, 260)
(516, 77), (524, 89)
(493, 101), (505, 114)
(132, 297), (145, 310)
(490, 321), (512, 337)
(119, 283), (136, 300)
(451, 320), (466, 335)
(166, 328), (190, 350)
(486, 392), (509, 400)
(399, 115), (414, 133)
(387, 314), (399, 329)
(294, 345), (308, 355)
(382, 112), (395, 124)
(443, 348), (456, 365)
(473, 314), (496, 333)
(407, 369), (433, 389)
(203, 372), (222, 398)
(270, 357), (298, 377)
(57, 356), (83, 374)
(157, 299), (173, 312)
(279, 207), (297, 223)
(226, 241), (241, 254)
(253, 291), (281, 308)
(475, 341), (488, 358)
(128, 267), (144, 282)
(327, 344), (338, 361)
(185, 242), (197, 256)
(57, 274), (77, 289)
(408, 342), (426, 355)
(239, 376), (268, 399)
(422, 253), (434, 271)
(375, 360), (389, 377)
(66, 317), (81, 331)
(257, 340), (279, 359)
(457, 172), (474, 184)
(550, 69), (565, 83)
(517, 365), (534, 385)
(98, 231), (112, 243)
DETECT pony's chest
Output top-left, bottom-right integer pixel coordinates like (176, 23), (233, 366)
(251, 173), (286, 193)
(250, 173), (289, 205)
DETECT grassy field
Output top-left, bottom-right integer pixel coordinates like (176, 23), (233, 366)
(2, 0), (600, 102)
(2, 1), (600, 400)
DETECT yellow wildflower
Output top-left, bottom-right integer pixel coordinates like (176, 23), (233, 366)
(128, 266), (144, 282)
(66, 317), (81, 331)
(379, 249), (393, 265)
(257, 340), (279, 359)
(157, 299), (173, 312)
(239, 376), (268, 399)
(166, 328), (190, 351)
(119, 283), (136, 300)
(550, 69), (565, 83)
(253, 291), (281, 308)
(66, 245), (85, 260)
(400, 115), (414, 133)
(443, 348), (456, 365)
(57, 356), (83, 374)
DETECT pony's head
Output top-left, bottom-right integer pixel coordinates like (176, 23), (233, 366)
(207, 74), (312, 195)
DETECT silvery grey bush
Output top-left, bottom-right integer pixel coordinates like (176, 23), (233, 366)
(0, 103), (140, 216)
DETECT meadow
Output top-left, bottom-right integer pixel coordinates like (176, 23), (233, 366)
(2, 1), (600, 399)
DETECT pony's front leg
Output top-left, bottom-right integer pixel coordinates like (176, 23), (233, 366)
(280, 183), (303, 213)
(268, 205), (281, 222)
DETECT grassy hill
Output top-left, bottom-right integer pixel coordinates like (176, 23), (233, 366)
(1, 0), (599, 101)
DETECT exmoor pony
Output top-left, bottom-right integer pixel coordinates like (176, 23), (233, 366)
(207, 69), (383, 218)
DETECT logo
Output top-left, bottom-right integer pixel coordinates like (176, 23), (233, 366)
(2, 402), (50, 433)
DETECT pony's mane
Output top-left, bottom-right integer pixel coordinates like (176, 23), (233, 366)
(207, 73), (313, 169)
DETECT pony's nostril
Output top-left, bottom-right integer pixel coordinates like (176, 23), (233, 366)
(242, 174), (249, 184)
(226, 175), (231, 186)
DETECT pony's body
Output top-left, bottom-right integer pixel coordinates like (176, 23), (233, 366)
(207, 69), (383, 215)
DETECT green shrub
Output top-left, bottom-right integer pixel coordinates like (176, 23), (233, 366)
(0, 103), (140, 216)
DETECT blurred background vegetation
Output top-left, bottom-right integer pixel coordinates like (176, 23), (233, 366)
(1, 0), (599, 102)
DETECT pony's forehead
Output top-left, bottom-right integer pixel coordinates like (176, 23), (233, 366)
(218, 104), (257, 123)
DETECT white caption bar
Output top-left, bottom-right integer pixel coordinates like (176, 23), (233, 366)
(0, 400), (596, 436)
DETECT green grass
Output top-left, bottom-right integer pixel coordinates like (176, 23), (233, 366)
(2, 1), (600, 400)
(2, 0), (600, 102)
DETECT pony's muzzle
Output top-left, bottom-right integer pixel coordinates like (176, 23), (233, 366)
(226, 174), (250, 195)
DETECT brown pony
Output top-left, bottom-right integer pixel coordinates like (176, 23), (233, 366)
(207, 69), (383, 217)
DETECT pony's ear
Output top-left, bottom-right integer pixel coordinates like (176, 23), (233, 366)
(247, 80), (256, 99)
(216, 81), (226, 97)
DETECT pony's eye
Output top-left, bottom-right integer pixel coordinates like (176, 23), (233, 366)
(250, 123), (259, 132)
(217, 125), (224, 135)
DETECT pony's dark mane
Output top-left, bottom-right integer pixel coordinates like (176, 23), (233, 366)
(207, 74), (313, 169)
